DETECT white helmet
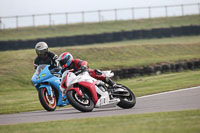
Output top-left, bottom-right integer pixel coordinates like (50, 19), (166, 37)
(35, 42), (48, 57)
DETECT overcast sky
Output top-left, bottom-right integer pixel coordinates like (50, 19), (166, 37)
(0, 0), (200, 17)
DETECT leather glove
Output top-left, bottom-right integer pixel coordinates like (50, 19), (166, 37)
(80, 65), (88, 71)
(75, 65), (88, 75)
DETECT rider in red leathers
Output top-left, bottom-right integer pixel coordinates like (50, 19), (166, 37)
(58, 52), (120, 94)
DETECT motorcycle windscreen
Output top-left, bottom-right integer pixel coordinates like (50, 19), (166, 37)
(36, 65), (48, 76)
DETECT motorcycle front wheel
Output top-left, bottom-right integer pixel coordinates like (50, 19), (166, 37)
(116, 85), (136, 109)
(38, 87), (57, 111)
(67, 90), (94, 112)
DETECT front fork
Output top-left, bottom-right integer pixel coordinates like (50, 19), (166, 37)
(67, 87), (83, 97)
(38, 84), (70, 106)
(39, 85), (53, 96)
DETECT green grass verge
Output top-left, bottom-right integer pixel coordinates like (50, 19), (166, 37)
(118, 70), (200, 96)
(0, 109), (200, 133)
(0, 69), (200, 114)
(0, 15), (200, 41)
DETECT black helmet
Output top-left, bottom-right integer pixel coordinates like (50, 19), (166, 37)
(35, 42), (48, 57)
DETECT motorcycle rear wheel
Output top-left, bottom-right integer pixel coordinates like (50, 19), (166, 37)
(38, 87), (57, 111)
(116, 85), (136, 109)
(67, 90), (94, 112)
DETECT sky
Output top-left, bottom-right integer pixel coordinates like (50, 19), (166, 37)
(0, 0), (200, 17)
(0, 0), (200, 28)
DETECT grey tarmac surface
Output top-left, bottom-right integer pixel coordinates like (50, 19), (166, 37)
(0, 86), (200, 125)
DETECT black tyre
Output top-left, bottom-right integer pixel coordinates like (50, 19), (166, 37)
(117, 85), (136, 109)
(38, 87), (56, 111)
(67, 90), (94, 112)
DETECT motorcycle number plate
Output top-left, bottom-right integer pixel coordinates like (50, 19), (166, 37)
(100, 98), (108, 105)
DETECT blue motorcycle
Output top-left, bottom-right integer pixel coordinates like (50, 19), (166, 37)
(32, 65), (69, 111)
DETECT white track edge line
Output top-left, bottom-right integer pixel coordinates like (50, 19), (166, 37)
(137, 86), (200, 99)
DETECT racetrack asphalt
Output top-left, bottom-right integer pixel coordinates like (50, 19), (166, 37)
(0, 86), (200, 125)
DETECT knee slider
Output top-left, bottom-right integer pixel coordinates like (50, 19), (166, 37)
(94, 69), (102, 75)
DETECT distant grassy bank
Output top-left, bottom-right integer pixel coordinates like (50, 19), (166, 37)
(1, 36), (200, 91)
(0, 15), (200, 41)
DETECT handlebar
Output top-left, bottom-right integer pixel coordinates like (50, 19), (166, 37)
(50, 67), (62, 77)
(74, 68), (89, 76)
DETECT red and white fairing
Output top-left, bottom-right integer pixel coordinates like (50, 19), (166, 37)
(61, 70), (120, 108)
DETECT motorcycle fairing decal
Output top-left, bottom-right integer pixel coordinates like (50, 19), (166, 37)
(42, 74), (46, 77)
(78, 81), (98, 104)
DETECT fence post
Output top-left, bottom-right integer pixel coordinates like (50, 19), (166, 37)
(132, 7), (135, 20)
(165, 6), (168, 17)
(181, 4), (184, 16)
(16, 16), (18, 28)
(98, 10), (101, 22)
(0, 17), (1, 29)
(32, 15), (35, 27)
(148, 7), (151, 19)
(114, 9), (118, 21)
(65, 13), (68, 24)
(198, 3), (200, 15)
(49, 13), (51, 26)
(82, 11), (85, 23)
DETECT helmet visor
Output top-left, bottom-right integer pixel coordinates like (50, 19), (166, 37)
(59, 56), (70, 66)
(36, 49), (48, 57)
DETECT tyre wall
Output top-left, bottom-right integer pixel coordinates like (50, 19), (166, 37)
(112, 60), (200, 79)
(0, 25), (200, 51)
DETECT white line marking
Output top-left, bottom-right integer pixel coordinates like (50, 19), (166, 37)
(137, 86), (200, 99)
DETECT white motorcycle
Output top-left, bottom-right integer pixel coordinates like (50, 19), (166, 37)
(61, 69), (136, 112)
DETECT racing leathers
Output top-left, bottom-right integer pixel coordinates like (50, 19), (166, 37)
(61, 59), (117, 88)
(34, 51), (58, 70)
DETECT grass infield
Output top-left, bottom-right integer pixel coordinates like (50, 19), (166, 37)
(0, 109), (200, 133)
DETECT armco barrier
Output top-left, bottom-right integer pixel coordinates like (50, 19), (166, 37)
(0, 25), (200, 51)
(112, 60), (200, 79)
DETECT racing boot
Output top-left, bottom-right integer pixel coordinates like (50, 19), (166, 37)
(104, 77), (126, 95)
